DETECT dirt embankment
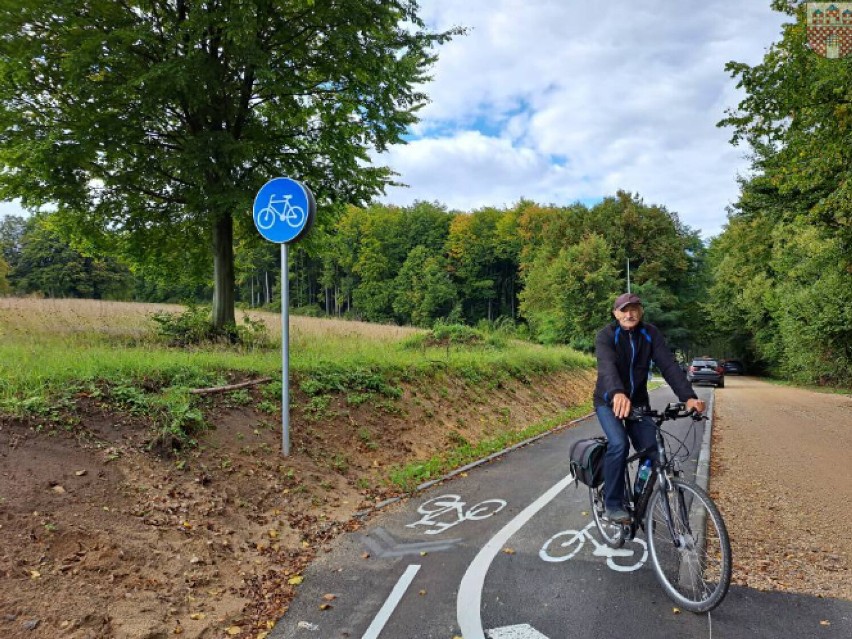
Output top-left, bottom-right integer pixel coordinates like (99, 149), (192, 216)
(710, 376), (852, 600)
(0, 369), (595, 639)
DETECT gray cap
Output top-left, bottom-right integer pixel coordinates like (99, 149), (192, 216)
(613, 293), (642, 311)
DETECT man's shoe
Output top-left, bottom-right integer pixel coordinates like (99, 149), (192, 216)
(605, 508), (631, 524)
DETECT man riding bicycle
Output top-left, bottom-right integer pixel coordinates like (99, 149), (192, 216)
(593, 293), (705, 524)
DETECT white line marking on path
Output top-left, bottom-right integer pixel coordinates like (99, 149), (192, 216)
(457, 473), (576, 639)
(486, 623), (550, 638)
(361, 564), (420, 639)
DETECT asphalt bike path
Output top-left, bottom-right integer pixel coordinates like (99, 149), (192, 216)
(271, 386), (852, 638)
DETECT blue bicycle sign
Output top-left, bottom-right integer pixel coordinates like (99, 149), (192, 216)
(257, 194), (305, 230)
(252, 177), (315, 243)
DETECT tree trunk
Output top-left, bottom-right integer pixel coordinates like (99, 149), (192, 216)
(265, 270), (270, 305)
(212, 213), (235, 329)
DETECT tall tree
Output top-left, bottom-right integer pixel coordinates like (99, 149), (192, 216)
(0, 1), (457, 328)
(519, 233), (619, 348)
(392, 245), (456, 327)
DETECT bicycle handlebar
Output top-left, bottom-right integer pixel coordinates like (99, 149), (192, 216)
(629, 402), (706, 423)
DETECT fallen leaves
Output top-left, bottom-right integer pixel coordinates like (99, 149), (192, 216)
(287, 575), (304, 586)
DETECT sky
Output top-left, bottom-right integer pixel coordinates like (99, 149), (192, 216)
(376, 0), (790, 240)
(0, 1), (789, 241)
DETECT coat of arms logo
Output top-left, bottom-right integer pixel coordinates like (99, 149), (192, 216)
(807, 3), (852, 58)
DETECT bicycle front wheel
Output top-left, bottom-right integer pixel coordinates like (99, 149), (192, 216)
(646, 477), (732, 613)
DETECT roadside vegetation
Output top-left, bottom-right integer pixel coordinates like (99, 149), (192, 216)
(0, 297), (593, 459)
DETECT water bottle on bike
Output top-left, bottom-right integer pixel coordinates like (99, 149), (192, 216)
(633, 458), (652, 498)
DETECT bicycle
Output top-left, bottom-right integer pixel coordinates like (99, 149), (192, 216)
(539, 521), (648, 572)
(406, 493), (506, 535)
(256, 194), (306, 230)
(588, 402), (732, 612)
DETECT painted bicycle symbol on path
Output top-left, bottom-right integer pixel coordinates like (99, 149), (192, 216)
(256, 193), (306, 230)
(407, 494), (507, 535)
(539, 521), (648, 572)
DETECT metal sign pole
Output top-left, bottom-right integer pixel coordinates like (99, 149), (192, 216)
(281, 242), (290, 456)
(252, 176), (314, 456)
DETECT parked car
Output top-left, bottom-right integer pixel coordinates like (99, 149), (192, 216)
(722, 359), (745, 375)
(687, 358), (725, 388)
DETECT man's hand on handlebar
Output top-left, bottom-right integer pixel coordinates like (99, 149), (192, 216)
(612, 392), (632, 420)
(686, 397), (706, 416)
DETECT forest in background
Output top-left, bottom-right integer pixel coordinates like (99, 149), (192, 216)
(0, 189), (709, 358)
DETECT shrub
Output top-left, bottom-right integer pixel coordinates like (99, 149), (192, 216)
(150, 305), (271, 348)
(150, 305), (218, 346)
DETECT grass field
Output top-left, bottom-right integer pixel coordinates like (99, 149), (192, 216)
(0, 297), (594, 407)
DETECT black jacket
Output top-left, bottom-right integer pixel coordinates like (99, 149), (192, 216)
(593, 321), (697, 409)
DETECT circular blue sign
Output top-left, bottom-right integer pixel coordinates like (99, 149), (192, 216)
(253, 177), (316, 243)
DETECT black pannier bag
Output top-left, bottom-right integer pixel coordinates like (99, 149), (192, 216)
(569, 437), (607, 487)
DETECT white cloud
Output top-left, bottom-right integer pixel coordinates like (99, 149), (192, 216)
(379, 0), (789, 239)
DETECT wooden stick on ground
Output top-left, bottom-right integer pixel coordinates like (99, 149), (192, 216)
(189, 377), (273, 395)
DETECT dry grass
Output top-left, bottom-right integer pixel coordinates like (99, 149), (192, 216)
(0, 297), (423, 342)
(245, 310), (422, 343)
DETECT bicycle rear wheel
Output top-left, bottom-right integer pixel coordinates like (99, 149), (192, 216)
(645, 477), (732, 612)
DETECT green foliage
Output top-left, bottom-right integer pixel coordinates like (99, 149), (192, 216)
(446, 207), (519, 322)
(299, 367), (402, 399)
(150, 305), (221, 346)
(516, 194), (704, 349)
(520, 233), (619, 348)
(0, 254), (10, 296)
(150, 305), (271, 348)
(392, 246), (457, 327)
(9, 215), (133, 299)
(712, 5), (852, 386)
(429, 321), (484, 345)
(149, 386), (206, 451)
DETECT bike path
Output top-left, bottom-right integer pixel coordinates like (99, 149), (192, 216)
(270, 386), (852, 638)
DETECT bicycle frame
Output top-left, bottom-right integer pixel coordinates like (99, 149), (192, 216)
(620, 404), (699, 543)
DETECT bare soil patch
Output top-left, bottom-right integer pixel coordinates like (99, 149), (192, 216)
(710, 376), (852, 600)
(0, 369), (594, 639)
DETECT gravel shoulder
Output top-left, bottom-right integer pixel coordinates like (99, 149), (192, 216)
(710, 376), (852, 600)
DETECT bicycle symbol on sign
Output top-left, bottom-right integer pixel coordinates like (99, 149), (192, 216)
(406, 494), (507, 535)
(256, 194), (306, 230)
(539, 521), (647, 572)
